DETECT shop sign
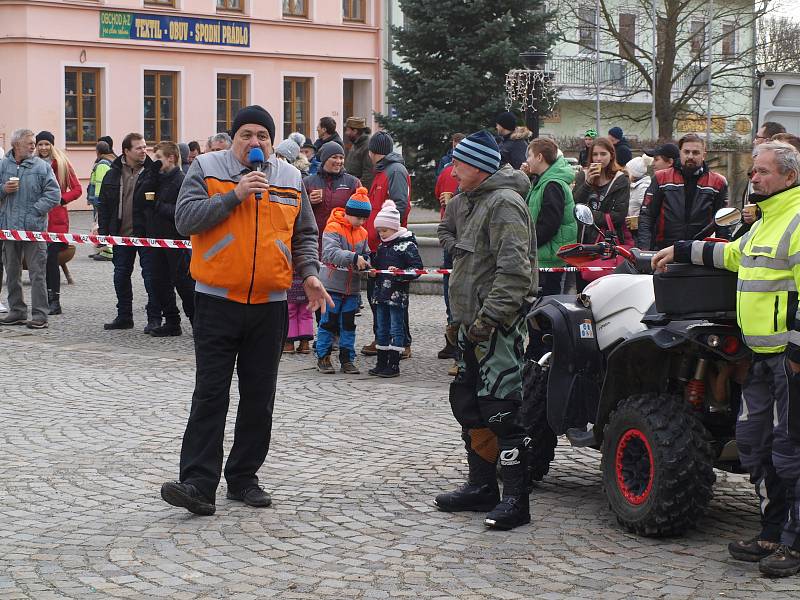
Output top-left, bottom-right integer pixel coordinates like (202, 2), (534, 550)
(100, 11), (250, 47)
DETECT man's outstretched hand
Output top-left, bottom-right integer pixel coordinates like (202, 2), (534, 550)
(304, 276), (334, 314)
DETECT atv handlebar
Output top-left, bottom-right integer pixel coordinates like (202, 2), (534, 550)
(556, 242), (654, 275)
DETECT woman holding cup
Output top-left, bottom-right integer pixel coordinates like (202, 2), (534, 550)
(35, 131), (82, 315)
(302, 141), (361, 251)
(573, 137), (630, 244)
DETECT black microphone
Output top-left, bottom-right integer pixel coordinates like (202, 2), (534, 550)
(248, 147), (266, 200)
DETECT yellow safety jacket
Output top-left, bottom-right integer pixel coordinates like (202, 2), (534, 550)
(694, 185), (800, 354)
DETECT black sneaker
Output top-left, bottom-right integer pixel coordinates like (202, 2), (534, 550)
(160, 481), (216, 516)
(144, 318), (162, 334)
(728, 536), (780, 562)
(104, 317), (134, 330)
(0, 315), (27, 326)
(26, 319), (48, 330)
(226, 486), (272, 507)
(759, 545), (800, 577)
(150, 323), (182, 337)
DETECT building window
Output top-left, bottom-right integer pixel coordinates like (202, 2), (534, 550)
(217, 75), (246, 133)
(721, 23), (736, 58)
(144, 71), (177, 142)
(283, 77), (311, 139)
(65, 68), (101, 145)
(690, 20), (707, 56)
(343, 0), (365, 23)
(283, 0), (307, 17)
(343, 80), (354, 122)
(578, 6), (597, 52)
(216, 0), (242, 10)
(618, 13), (636, 60)
(144, 0), (175, 6)
(656, 16), (668, 65)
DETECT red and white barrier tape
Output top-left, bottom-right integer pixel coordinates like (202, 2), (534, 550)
(0, 229), (615, 274)
(0, 229), (192, 249)
(324, 265), (615, 275)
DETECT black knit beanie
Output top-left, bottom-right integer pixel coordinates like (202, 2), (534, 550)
(231, 105), (276, 144)
(36, 131), (55, 145)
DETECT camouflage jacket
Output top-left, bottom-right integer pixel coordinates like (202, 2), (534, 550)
(447, 165), (536, 327)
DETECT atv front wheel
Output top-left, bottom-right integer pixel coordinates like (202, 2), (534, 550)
(600, 393), (715, 537)
(520, 360), (558, 482)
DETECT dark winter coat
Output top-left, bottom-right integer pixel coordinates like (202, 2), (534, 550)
(372, 230), (423, 307)
(637, 164), (729, 250)
(142, 166), (186, 240)
(498, 128), (530, 170)
(313, 132), (344, 153)
(573, 169), (631, 243)
(97, 154), (155, 237)
(303, 168), (361, 250)
(614, 138), (633, 166)
(344, 132), (374, 190)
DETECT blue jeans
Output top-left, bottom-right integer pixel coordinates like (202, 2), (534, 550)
(376, 303), (406, 351)
(368, 276), (412, 346)
(317, 293), (360, 361)
(112, 245), (160, 321)
(443, 249), (453, 324)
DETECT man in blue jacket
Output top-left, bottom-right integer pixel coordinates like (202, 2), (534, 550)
(0, 128), (60, 329)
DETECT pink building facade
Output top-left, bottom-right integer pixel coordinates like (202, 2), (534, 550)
(0, 0), (384, 210)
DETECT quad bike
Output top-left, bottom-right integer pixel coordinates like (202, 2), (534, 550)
(522, 205), (750, 537)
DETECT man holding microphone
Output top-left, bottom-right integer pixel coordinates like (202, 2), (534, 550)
(161, 105), (332, 515)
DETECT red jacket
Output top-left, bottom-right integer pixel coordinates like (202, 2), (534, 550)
(434, 163), (459, 219)
(366, 152), (411, 251)
(47, 158), (82, 233)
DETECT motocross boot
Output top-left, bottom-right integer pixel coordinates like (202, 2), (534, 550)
(485, 443), (531, 530)
(435, 448), (499, 512)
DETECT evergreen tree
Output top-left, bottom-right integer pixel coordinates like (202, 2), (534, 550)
(376, 0), (553, 206)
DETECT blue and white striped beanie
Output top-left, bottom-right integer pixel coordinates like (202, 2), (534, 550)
(452, 130), (501, 174)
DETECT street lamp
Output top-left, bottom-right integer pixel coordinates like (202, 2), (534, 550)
(510, 47), (551, 138)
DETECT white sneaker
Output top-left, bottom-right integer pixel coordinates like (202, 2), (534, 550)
(0, 300), (7, 313)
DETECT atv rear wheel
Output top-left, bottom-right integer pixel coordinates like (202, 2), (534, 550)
(520, 360), (558, 482)
(601, 393), (715, 537)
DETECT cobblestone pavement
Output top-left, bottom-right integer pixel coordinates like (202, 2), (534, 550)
(1, 215), (798, 600)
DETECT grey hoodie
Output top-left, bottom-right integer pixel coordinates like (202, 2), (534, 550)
(446, 165), (536, 327)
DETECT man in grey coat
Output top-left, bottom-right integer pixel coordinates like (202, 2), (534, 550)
(434, 130), (536, 531)
(0, 129), (60, 329)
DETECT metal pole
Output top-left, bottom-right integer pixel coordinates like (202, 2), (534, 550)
(651, 0), (657, 140)
(595, 0), (601, 133)
(706, 1), (714, 145)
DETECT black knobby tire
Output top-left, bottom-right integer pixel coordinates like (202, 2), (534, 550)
(520, 360), (558, 482)
(600, 393), (716, 537)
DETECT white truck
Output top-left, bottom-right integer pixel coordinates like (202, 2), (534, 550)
(758, 72), (800, 133)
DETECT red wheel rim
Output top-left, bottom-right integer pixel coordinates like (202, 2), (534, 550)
(614, 428), (654, 505)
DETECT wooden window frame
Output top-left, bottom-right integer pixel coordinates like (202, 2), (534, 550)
(144, 0), (176, 7)
(144, 71), (178, 143)
(217, 74), (247, 133)
(721, 22), (736, 58)
(216, 0), (244, 12)
(618, 13), (636, 60)
(284, 77), (311, 140)
(343, 0), (366, 23)
(65, 67), (102, 146)
(283, 0), (308, 18)
(577, 6), (597, 52)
